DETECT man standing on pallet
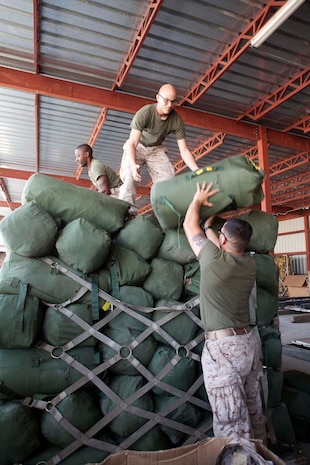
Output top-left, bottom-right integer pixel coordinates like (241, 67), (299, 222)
(118, 83), (199, 216)
(75, 143), (123, 197)
(183, 181), (266, 443)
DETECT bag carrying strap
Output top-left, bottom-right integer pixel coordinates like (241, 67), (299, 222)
(109, 256), (120, 300)
(91, 273), (100, 321)
(187, 166), (216, 179)
(157, 196), (183, 231)
(15, 282), (28, 333)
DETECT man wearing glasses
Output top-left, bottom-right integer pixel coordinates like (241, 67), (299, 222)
(118, 83), (198, 216)
(183, 181), (266, 443)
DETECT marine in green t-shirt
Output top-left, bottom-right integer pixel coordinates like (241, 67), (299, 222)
(75, 143), (122, 196)
(118, 83), (199, 214)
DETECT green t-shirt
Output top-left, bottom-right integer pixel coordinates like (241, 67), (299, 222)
(88, 159), (122, 189)
(131, 104), (186, 146)
(198, 239), (256, 332)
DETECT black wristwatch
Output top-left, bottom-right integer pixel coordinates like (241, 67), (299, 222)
(204, 226), (212, 233)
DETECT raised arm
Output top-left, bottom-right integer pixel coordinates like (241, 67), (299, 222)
(183, 182), (219, 256)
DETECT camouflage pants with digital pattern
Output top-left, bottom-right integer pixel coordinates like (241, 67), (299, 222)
(201, 331), (267, 442)
(119, 142), (175, 206)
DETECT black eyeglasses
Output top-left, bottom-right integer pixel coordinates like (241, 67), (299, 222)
(158, 93), (178, 105)
(217, 229), (228, 241)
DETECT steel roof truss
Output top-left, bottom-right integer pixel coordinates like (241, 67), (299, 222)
(240, 66), (310, 121)
(269, 151), (310, 175)
(115, 0), (164, 89)
(180, 0), (287, 105)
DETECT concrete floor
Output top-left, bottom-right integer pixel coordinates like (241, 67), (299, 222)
(274, 310), (310, 464)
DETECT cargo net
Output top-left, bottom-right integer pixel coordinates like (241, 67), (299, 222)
(1, 258), (212, 465)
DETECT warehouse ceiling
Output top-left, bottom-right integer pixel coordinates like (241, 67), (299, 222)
(0, 0), (309, 219)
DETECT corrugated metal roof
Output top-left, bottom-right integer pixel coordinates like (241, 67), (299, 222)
(40, 0), (146, 87)
(0, 0), (309, 215)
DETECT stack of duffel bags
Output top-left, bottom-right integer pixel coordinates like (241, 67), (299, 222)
(0, 173), (213, 465)
(0, 154), (289, 465)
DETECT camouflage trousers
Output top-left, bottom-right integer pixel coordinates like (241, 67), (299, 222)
(201, 330), (267, 442)
(118, 142), (175, 205)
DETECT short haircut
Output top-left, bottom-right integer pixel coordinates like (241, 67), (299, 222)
(225, 218), (253, 249)
(76, 143), (92, 157)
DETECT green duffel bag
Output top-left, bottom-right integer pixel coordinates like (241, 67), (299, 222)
(256, 286), (278, 327)
(282, 385), (310, 442)
(253, 253), (278, 296)
(41, 390), (102, 448)
(100, 374), (153, 437)
(194, 411), (214, 438)
(43, 302), (97, 347)
(107, 246), (152, 287)
(23, 430), (116, 464)
(153, 299), (200, 346)
(259, 327), (282, 370)
(108, 286), (153, 332)
(114, 215), (165, 260)
(183, 261), (200, 296)
(267, 368), (284, 408)
(0, 200), (59, 257)
(0, 284), (43, 349)
(151, 155), (265, 230)
(100, 326), (157, 375)
(240, 210), (278, 254)
(0, 253), (111, 304)
(56, 217), (111, 273)
(283, 369), (310, 396)
(143, 258), (184, 301)
(154, 393), (204, 444)
(147, 344), (197, 396)
(0, 400), (41, 464)
(270, 402), (296, 445)
(128, 425), (172, 451)
(0, 347), (98, 399)
(22, 173), (130, 234)
(156, 228), (196, 265)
